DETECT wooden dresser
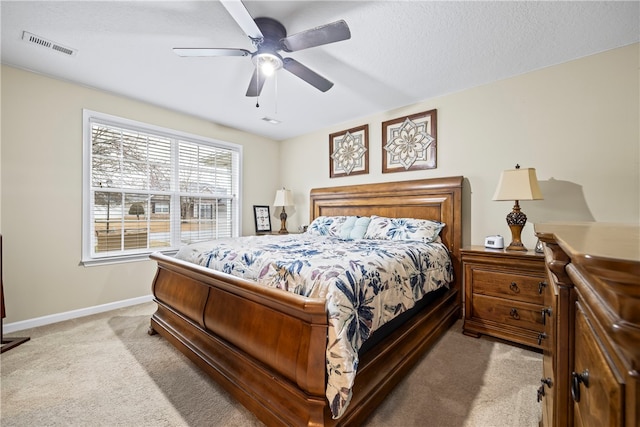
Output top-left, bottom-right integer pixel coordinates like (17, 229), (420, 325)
(535, 222), (639, 427)
(461, 246), (547, 349)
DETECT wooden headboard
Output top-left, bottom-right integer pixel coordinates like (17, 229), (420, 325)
(309, 176), (463, 261)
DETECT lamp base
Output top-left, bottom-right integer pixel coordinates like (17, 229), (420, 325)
(506, 241), (527, 251)
(507, 223), (527, 251)
(505, 204), (527, 251)
(279, 209), (288, 234)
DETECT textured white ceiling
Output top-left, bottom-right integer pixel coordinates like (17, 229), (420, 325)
(2, 1), (638, 141)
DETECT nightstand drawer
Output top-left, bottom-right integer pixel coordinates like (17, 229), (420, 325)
(471, 294), (544, 332)
(470, 269), (544, 305)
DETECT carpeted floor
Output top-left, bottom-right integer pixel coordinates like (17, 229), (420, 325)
(1, 302), (542, 426)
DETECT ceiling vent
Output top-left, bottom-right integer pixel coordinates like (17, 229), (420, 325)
(22, 31), (77, 57)
(261, 117), (281, 125)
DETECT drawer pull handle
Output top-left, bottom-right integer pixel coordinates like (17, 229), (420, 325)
(537, 332), (547, 345)
(541, 377), (553, 388)
(509, 308), (520, 320)
(541, 307), (552, 325)
(571, 369), (589, 402)
(538, 281), (547, 295)
(509, 282), (520, 293)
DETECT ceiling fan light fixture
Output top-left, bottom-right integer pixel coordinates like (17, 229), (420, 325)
(254, 52), (283, 76)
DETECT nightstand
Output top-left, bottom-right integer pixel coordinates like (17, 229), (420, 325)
(461, 246), (547, 349)
(257, 231), (302, 235)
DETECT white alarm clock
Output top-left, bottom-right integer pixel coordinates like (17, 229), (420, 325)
(484, 235), (504, 249)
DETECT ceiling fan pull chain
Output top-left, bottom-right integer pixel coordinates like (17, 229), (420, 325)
(256, 64), (260, 108)
(275, 72), (278, 114)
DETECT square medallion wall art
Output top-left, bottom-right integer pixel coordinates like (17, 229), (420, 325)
(329, 124), (369, 178)
(382, 109), (437, 173)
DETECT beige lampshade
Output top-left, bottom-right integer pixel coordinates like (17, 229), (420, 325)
(273, 189), (294, 207)
(492, 167), (543, 201)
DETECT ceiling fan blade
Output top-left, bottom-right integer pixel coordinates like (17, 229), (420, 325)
(282, 58), (333, 92)
(173, 48), (250, 57)
(281, 20), (351, 52)
(245, 68), (267, 97)
(220, 0), (264, 42)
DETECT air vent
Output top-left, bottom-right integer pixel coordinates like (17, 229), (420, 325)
(22, 31), (77, 57)
(261, 117), (281, 125)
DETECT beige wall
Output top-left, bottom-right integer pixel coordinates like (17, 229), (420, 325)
(2, 43), (638, 325)
(1, 65), (279, 323)
(280, 44), (640, 249)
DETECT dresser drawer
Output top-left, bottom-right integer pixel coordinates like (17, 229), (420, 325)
(470, 268), (544, 305)
(573, 303), (623, 427)
(471, 294), (544, 333)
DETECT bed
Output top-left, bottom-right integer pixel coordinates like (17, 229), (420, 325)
(148, 176), (463, 426)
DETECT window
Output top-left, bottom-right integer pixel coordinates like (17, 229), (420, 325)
(82, 110), (242, 265)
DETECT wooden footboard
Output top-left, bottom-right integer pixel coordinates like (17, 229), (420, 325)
(150, 254), (330, 425)
(149, 176), (463, 426)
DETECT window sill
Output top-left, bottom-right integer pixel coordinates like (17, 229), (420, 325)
(80, 249), (177, 267)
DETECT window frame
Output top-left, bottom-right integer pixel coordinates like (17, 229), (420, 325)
(82, 109), (242, 266)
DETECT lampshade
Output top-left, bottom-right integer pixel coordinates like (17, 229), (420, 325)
(273, 189), (294, 207)
(492, 167), (543, 201)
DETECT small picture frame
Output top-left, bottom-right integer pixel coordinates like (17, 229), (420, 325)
(329, 124), (369, 178)
(253, 205), (272, 233)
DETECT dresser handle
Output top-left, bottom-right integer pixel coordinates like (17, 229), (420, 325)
(538, 281), (547, 295)
(541, 307), (552, 325)
(509, 308), (520, 320)
(537, 332), (547, 345)
(509, 282), (520, 293)
(571, 370), (589, 402)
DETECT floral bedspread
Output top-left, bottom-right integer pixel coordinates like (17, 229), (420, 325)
(175, 233), (454, 418)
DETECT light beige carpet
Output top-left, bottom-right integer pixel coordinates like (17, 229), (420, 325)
(1, 302), (542, 426)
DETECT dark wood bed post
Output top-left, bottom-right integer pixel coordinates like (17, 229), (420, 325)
(0, 234), (30, 353)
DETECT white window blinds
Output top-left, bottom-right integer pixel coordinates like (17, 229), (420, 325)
(82, 110), (241, 265)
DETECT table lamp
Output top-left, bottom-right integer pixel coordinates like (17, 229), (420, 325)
(492, 164), (543, 251)
(273, 188), (294, 234)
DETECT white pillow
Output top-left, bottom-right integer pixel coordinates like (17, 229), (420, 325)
(364, 215), (444, 243)
(306, 216), (348, 237)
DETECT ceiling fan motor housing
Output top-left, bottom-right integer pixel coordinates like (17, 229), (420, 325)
(254, 17), (287, 51)
(251, 18), (288, 73)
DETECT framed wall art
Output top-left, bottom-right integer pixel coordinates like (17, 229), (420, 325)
(329, 124), (369, 178)
(253, 205), (271, 233)
(382, 109), (437, 173)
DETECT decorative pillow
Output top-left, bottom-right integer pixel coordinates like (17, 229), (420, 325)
(307, 216), (348, 237)
(364, 215), (445, 243)
(339, 216), (371, 240)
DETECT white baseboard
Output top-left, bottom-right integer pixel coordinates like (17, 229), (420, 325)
(2, 295), (154, 334)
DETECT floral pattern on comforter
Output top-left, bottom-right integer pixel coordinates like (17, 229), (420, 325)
(175, 233), (454, 419)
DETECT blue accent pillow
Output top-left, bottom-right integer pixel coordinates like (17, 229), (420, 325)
(339, 216), (371, 239)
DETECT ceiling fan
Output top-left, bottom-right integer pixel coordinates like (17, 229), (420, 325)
(173, 0), (351, 97)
